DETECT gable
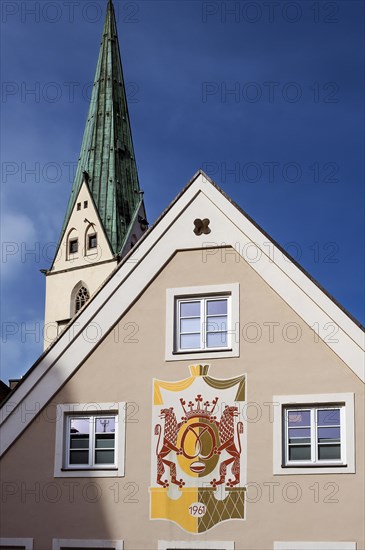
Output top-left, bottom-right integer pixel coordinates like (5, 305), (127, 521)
(1, 171), (363, 456)
(50, 181), (114, 273)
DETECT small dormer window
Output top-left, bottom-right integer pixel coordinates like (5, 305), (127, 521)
(77, 203), (81, 211)
(69, 238), (78, 254)
(88, 233), (97, 249)
(84, 201), (88, 208)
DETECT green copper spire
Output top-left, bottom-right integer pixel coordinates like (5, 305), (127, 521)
(60, 0), (144, 254)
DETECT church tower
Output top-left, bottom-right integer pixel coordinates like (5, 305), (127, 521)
(43, 0), (147, 347)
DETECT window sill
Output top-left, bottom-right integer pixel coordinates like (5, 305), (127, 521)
(275, 463), (353, 475)
(172, 348), (232, 355)
(283, 463), (347, 469)
(61, 467), (118, 472)
(55, 468), (122, 478)
(167, 348), (238, 361)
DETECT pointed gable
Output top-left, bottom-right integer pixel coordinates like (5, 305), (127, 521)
(1, 170), (363, 456)
(50, 178), (114, 273)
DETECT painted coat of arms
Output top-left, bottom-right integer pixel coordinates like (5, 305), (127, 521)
(150, 364), (246, 533)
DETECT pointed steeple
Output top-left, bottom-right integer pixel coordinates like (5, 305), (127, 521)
(60, 0), (145, 254)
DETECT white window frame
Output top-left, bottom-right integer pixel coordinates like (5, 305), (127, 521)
(274, 542), (356, 550)
(284, 405), (344, 467)
(273, 393), (355, 475)
(65, 414), (117, 470)
(165, 284), (239, 361)
(176, 295), (230, 352)
(52, 540), (123, 550)
(158, 542), (234, 550)
(54, 402), (126, 478)
(0, 539), (33, 550)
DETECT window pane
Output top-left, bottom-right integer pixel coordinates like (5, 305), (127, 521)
(288, 445), (311, 461)
(95, 449), (115, 464)
(70, 435), (89, 449)
(95, 417), (115, 433)
(180, 333), (200, 349)
(207, 299), (227, 315)
(69, 239), (78, 253)
(318, 409), (340, 426)
(70, 417), (90, 435)
(206, 316), (227, 332)
(318, 427), (340, 442)
(180, 301), (200, 317)
(318, 444), (341, 460)
(89, 234), (97, 248)
(69, 450), (89, 464)
(206, 331), (227, 348)
(288, 428), (311, 443)
(288, 410), (310, 427)
(180, 317), (201, 333)
(75, 287), (90, 312)
(95, 434), (115, 449)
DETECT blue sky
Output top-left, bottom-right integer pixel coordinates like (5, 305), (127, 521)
(1, 0), (364, 383)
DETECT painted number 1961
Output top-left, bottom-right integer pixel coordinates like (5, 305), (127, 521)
(189, 503), (206, 517)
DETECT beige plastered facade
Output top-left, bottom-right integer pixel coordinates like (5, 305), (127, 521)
(1, 248), (364, 550)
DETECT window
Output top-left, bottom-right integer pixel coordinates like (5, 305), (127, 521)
(54, 403), (126, 478)
(75, 286), (90, 312)
(284, 406), (343, 465)
(66, 415), (116, 469)
(57, 319), (71, 336)
(88, 233), (97, 249)
(0, 539), (33, 550)
(158, 543), (234, 550)
(77, 202), (81, 211)
(273, 393), (355, 475)
(52, 540), (123, 550)
(165, 284), (239, 361)
(274, 543), (356, 550)
(69, 238), (78, 254)
(176, 296), (229, 351)
(84, 200), (88, 209)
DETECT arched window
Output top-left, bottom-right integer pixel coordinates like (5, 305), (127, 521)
(75, 286), (90, 313)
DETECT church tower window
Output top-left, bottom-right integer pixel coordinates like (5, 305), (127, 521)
(69, 238), (78, 255)
(88, 233), (97, 249)
(75, 286), (90, 313)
